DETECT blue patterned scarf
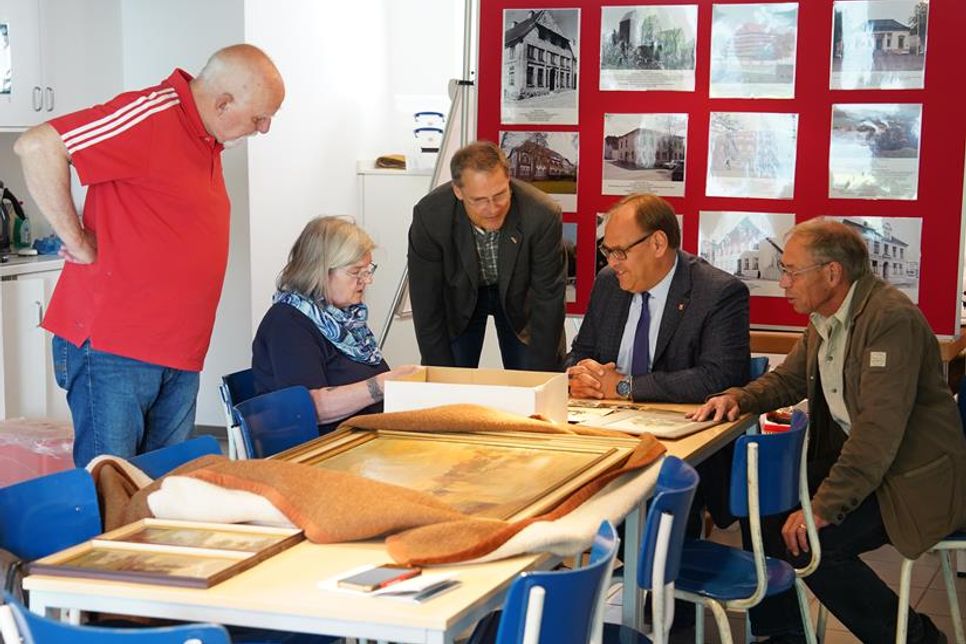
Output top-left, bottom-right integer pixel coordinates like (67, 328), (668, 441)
(273, 290), (383, 365)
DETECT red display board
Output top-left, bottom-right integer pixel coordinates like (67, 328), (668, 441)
(477, 0), (965, 334)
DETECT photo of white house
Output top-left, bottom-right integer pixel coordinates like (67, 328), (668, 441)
(827, 215), (921, 302)
(831, 0), (928, 89)
(698, 211), (796, 297)
(602, 113), (687, 196)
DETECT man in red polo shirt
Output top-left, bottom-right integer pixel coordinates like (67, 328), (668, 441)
(14, 44), (285, 466)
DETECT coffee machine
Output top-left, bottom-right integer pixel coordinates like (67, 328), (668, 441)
(0, 180), (27, 257)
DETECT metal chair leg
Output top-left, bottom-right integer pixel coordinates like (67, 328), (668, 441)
(939, 550), (966, 644)
(707, 600), (733, 644)
(895, 557), (915, 644)
(794, 578), (818, 644)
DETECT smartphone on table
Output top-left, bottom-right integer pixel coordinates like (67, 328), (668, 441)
(336, 564), (422, 592)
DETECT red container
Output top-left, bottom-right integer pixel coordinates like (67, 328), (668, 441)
(0, 418), (74, 487)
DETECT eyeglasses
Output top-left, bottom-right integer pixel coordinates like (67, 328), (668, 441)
(340, 263), (378, 282)
(598, 231), (654, 262)
(464, 188), (511, 210)
(777, 261), (828, 282)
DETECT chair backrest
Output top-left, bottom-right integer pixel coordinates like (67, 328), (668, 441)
(219, 368), (257, 428)
(749, 356), (770, 381)
(0, 468), (101, 561)
(233, 386), (320, 459)
(494, 520), (619, 644)
(729, 409), (807, 518)
(3, 593), (230, 643)
(637, 456), (700, 591)
(128, 436), (222, 479)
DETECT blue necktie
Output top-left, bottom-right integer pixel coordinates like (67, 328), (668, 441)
(632, 292), (651, 376)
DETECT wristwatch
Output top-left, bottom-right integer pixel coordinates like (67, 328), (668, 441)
(616, 376), (632, 400)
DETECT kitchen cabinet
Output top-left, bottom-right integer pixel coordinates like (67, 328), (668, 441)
(0, 0), (121, 129)
(0, 258), (67, 420)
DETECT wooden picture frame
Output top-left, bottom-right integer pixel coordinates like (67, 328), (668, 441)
(275, 429), (638, 521)
(29, 519), (303, 588)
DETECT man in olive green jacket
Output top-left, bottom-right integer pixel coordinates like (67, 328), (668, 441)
(691, 219), (965, 644)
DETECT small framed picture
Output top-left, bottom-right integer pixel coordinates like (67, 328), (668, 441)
(29, 519), (303, 588)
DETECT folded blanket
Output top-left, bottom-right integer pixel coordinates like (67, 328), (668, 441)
(93, 405), (666, 565)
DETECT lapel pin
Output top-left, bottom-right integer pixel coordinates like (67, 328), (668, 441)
(678, 303), (685, 311)
(511, 236), (519, 244)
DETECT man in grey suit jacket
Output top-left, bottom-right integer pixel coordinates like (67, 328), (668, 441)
(408, 141), (566, 371)
(567, 193), (750, 402)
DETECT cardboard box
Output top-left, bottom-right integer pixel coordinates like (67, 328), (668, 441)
(384, 366), (568, 424)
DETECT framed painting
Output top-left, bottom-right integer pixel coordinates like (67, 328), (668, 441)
(29, 519), (303, 588)
(276, 429), (638, 521)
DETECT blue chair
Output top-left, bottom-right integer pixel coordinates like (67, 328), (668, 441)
(470, 520), (619, 644)
(128, 436), (222, 479)
(603, 456), (700, 644)
(0, 468), (101, 563)
(674, 410), (819, 644)
(219, 368), (257, 459)
(1, 594), (230, 643)
(749, 356), (769, 381)
(233, 386), (320, 459)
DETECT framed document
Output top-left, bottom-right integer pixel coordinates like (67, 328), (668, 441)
(276, 429), (637, 522)
(29, 519), (303, 588)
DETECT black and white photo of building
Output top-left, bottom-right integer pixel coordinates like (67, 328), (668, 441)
(502, 9), (580, 125)
(828, 215), (921, 302)
(698, 211), (795, 297)
(599, 4), (697, 91)
(831, 0), (928, 89)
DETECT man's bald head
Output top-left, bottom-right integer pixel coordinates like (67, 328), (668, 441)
(192, 44), (285, 145)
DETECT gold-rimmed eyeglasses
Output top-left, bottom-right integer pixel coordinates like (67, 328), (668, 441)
(777, 261), (828, 282)
(598, 231), (654, 262)
(339, 263), (378, 282)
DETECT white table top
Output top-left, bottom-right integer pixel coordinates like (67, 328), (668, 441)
(25, 540), (551, 644)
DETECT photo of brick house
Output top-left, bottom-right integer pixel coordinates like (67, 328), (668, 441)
(500, 130), (579, 210)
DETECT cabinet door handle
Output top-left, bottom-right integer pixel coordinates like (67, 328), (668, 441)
(45, 87), (55, 112)
(34, 301), (44, 327)
(32, 86), (43, 111)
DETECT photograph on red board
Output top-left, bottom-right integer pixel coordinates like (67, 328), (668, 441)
(602, 113), (688, 197)
(827, 216), (921, 303)
(500, 130), (579, 211)
(599, 4), (697, 92)
(831, 0), (928, 90)
(501, 8), (580, 125)
(709, 2), (799, 99)
(706, 111), (798, 199)
(698, 210), (795, 298)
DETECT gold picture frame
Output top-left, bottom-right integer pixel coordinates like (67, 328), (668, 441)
(29, 519), (303, 588)
(275, 429), (638, 521)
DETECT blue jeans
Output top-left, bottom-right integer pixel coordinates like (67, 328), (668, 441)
(450, 285), (528, 370)
(52, 336), (200, 467)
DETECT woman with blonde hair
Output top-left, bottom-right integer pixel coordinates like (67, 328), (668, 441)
(252, 216), (416, 435)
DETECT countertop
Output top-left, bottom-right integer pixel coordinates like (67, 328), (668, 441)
(0, 254), (65, 278)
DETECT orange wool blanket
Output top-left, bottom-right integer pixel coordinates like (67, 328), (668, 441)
(92, 405), (665, 565)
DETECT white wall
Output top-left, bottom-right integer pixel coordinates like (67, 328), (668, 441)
(120, 0), (250, 426)
(244, 0), (464, 332)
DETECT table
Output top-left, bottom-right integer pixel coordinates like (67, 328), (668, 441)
(24, 406), (755, 641)
(25, 540), (551, 644)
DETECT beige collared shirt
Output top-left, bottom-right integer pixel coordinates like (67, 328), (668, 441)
(810, 282), (858, 434)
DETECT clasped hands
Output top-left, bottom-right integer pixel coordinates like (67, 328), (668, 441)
(566, 358), (624, 399)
